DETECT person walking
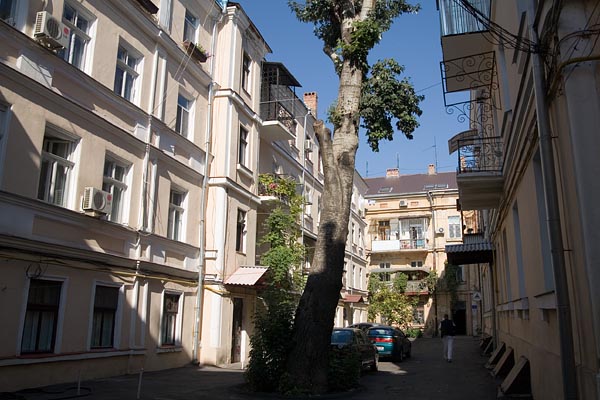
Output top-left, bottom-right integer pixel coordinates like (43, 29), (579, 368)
(440, 313), (456, 362)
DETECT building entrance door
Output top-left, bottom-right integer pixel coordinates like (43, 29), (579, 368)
(452, 301), (467, 335)
(231, 298), (243, 363)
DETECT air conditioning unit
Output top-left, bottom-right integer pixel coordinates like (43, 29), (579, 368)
(399, 200), (408, 207)
(34, 11), (70, 50)
(305, 139), (313, 153)
(438, 227), (445, 234)
(82, 187), (113, 215)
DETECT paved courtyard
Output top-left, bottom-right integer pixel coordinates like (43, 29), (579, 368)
(7, 336), (499, 399)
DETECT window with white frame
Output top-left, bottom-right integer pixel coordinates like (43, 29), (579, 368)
(161, 292), (181, 346)
(37, 130), (76, 207)
(351, 222), (356, 244)
(183, 9), (198, 43)
(61, 2), (93, 71)
(176, 94), (192, 137)
(235, 209), (247, 253)
(91, 285), (119, 348)
(0, 0), (17, 25)
(304, 187), (312, 216)
(400, 218), (427, 247)
(113, 44), (140, 103)
(241, 52), (250, 92)
(21, 279), (63, 353)
(410, 261), (423, 268)
(379, 262), (391, 282)
(102, 158), (128, 223)
(238, 126), (248, 167)
(167, 190), (185, 241)
(448, 215), (461, 239)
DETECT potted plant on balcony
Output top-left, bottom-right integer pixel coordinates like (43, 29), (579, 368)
(183, 41), (208, 63)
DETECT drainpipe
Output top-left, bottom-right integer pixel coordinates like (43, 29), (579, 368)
(192, 7), (225, 365)
(528, 4), (577, 399)
(427, 191), (438, 337)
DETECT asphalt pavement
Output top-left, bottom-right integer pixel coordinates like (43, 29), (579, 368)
(7, 336), (499, 399)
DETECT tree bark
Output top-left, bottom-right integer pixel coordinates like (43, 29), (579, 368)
(286, 2), (365, 390)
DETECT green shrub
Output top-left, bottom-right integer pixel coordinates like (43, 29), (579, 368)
(406, 327), (423, 338)
(327, 346), (361, 392)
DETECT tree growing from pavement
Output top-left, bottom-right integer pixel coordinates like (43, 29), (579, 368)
(285, 0), (423, 394)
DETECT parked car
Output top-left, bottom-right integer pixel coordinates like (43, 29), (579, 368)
(331, 328), (379, 371)
(346, 322), (382, 332)
(367, 325), (412, 362)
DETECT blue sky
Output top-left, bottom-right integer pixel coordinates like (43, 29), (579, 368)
(239, 1), (467, 178)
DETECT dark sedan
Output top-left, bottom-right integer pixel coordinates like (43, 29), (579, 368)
(331, 327), (379, 371)
(367, 325), (412, 362)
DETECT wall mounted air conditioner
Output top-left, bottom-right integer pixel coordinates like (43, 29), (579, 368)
(399, 200), (407, 207)
(82, 187), (113, 215)
(305, 139), (313, 153)
(34, 11), (70, 50)
(438, 227), (445, 234)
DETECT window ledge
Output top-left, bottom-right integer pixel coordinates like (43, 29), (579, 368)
(156, 346), (183, 354)
(0, 349), (146, 366)
(237, 163), (254, 180)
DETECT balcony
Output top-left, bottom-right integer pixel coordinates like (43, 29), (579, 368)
(405, 280), (429, 295)
(438, 0), (492, 62)
(371, 239), (428, 253)
(260, 62), (300, 142)
(453, 135), (504, 210)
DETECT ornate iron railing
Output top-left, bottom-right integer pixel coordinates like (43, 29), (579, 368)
(457, 136), (503, 173)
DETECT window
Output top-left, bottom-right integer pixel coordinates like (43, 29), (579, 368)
(412, 306), (425, 325)
(241, 52), (250, 92)
(0, 0), (17, 25)
(161, 292), (180, 346)
(235, 209), (247, 253)
(183, 9), (198, 43)
(378, 220), (390, 240)
(37, 131), (75, 207)
(456, 265), (466, 283)
(158, 0), (172, 30)
(114, 45), (140, 102)
(176, 94), (192, 136)
(410, 261), (423, 268)
(21, 279), (63, 353)
(379, 262), (391, 282)
(91, 285), (119, 348)
(448, 215), (461, 239)
(238, 126), (248, 167)
(351, 223), (356, 244)
(304, 187), (312, 216)
(103, 158), (128, 223)
(167, 190), (185, 241)
(61, 2), (92, 71)
(400, 218), (427, 248)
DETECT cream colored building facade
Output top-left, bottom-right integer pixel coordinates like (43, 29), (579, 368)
(364, 166), (481, 336)
(0, 0), (371, 392)
(439, 0), (600, 398)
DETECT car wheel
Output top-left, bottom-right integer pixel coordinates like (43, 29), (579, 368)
(370, 354), (379, 372)
(406, 345), (412, 358)
(397, 346), (404, 362)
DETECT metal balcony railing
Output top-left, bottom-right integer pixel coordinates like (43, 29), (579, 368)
(406, 280), (428, 294)
(457, 136), (503, 173)
(439, 0), (490, 36)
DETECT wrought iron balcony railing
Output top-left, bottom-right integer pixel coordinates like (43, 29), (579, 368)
(457, 136), (503, 173)
(439, 0), (490, 36)
(405, 280), (428, 294)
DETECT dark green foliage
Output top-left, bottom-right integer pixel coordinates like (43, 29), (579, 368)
(245, 174), (306, 392)
(406, 327), (423, 338)
(328, 346), (361, 392)
(361, 59), (424, 151)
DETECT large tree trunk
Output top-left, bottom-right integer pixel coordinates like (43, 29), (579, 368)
(286, 38), (364, 393)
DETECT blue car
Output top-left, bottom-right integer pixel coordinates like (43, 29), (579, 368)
(367, 325), (412, 362)
(331, 328), (379, 371)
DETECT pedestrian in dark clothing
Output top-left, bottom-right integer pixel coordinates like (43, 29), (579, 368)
(440, 314), (456, 362)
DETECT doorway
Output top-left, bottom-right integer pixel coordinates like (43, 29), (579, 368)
(452, 301), (467, 335)
(231, 298), (243, 363)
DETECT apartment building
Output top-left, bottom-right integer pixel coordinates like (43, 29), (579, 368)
(0, 0), (241, 391)
(364, 165), (481, 336)
(438, 0), (600, 398)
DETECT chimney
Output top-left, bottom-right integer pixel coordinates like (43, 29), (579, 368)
(428, 164), (436, 175)
(386, 168), (399, 178)
(303, 92), (318, 119)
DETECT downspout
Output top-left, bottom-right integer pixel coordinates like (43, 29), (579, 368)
(427, 191), (438, 337)
(528, 4), (578, 399)
(192, 6), (225, 365)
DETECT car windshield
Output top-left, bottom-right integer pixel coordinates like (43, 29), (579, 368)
(368, 328), (395, 336)
(331, 330), (353, 344)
